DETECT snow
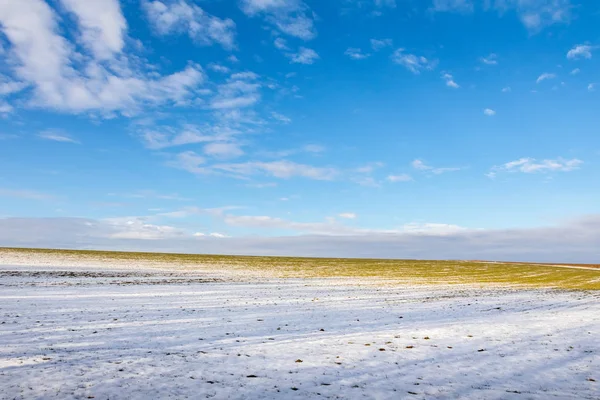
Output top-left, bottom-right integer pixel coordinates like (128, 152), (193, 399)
(1, 265), (599, 399)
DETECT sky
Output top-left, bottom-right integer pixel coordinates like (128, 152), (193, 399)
(0, 0), (599, 262)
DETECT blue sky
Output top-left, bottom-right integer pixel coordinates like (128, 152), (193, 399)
(0, 0), (599, 261)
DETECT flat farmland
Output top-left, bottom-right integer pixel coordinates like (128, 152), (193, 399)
(0, 248), (598, 399)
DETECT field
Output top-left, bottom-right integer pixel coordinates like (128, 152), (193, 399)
(1, 248), (599, 399)
(1, 247), (599, 289)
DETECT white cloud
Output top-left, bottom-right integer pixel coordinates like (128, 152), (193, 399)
(210, 78), (261, 109)
(208, 64), (230, 73)
(442, 73), (460, 88)
(401, 222), (467, 234)
(491, 157), (583, 174)
(288, 47), (319, 64)
(370, 38), (393, 51)
(352, 176), (380, 187)
(239, 0), (316, 40)
(194, 231), (228, 238)
(570, 68), (580, 75)
(60, 0), (127, 60)
(3, 215), (600, 262)
(273, 37), (289, 50)
(480, 53), (498, 65)
(271, 111), (291, 124)
(203, 142), (244, 159)
(390, 0), (573, 32)
(303, 144), (325, 153)
(386, 174), (412, 182)
(212, 160), (337, 180)
(139, 124), (233, 150)
(430, 0), (573, 32)
(113, 190), (191, 201)
(0, 102), (14, 115)
(171, 153), (338, 180)
(588, 83), (596, 92)
(345, 48), (370, 60)
(171, 151), (207, 174)
(391, 49), (437, 74)
(536, 73), (556, 83)
(567, 44), (595, 60)
(209, 232), (228, 238)
(484, 108), (496, 116)
(0, 0), (207, 115)
(143, 0), (236, 50)
(260, 144), (324, 158)
(491, 0), (573, 31)
(230, 71), (260, 81)
(0, 78), (26, 96)
(412, 159), (461, 174)
(502, 87), (511, 92)
(351, 162), (382, 175)
(38, 130), (80, 144)
(104, 216), (186, 240)
(221, 213), (380, 235)
(338, 213), (357, 219)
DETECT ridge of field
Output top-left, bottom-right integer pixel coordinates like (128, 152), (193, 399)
(1, 247), (599, 290)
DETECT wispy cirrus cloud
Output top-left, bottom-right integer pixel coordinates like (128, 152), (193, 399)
(220, 213), (392, 235)
(259, 144), (324, 159)
(143, 0), (236, 49)
(345, 47), (371, 60)
(210, 74), (262, 109)
(370, 38), (393, 51)
(338, 213), (357, 219)
(271, 111), (292, 124)
(109, 190), (191, 201)
(203, 142), (245, 159)
(212, 160), (337, 180)
(442, 73), (460, 88)
(488, 157), (583, 177)
(536, 72), (556, 83)
(498, 0), (573, 31)
(170, 152), (338, 181)
(386, 174), (412, 182)
(272, 37), (319, 65)
(432, 0), (573, 32)
(38, 130), (80, 144)
(287, 47), (320, 64)
(412, 159), (462, 174)
(391, 49), (437, 74)
(567, 44), (596, 60)
(239, 0), (317, 40)
(274, 37), (290, 51)
(480, 53), (498, 65)
(139, 124), (238, 150)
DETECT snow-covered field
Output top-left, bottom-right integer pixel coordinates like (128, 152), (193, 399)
(1, 264), (598, 400)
